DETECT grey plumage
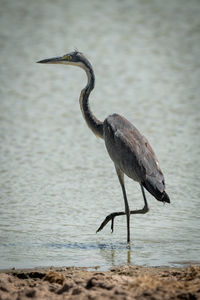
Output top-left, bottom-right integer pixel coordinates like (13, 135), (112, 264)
(103, 114), (170, 203)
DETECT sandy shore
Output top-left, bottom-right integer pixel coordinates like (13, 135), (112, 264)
(0, 265), (200, 299)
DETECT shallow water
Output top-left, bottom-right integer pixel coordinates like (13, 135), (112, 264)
(0, 0), (200, 270)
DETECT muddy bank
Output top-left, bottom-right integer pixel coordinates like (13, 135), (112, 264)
(0, 265), (200, 299)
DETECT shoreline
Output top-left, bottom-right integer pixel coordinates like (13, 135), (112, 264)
(0, 265), (200, 299)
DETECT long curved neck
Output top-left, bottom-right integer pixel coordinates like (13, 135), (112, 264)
(79, 61), (103, 139)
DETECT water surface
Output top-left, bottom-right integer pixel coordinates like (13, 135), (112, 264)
(0, 0), (200, 270)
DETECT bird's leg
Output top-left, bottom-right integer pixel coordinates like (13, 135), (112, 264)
(115, 166), (131, 243)
(96, 211), (125, 233)
(140, 184), (149, 212)
(96, 184), (149, 234)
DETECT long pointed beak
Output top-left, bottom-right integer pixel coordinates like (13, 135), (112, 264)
(37, 56), (63, 64)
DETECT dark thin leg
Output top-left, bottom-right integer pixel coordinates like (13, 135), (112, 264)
(141, 184), (148, 208)
(111, 166), (130, 243)
(96, 183), (149, 234)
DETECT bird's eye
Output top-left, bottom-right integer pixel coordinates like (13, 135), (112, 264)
(63, 55), (72, 60)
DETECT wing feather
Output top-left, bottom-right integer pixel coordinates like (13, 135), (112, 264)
(103, 114), (165, 195)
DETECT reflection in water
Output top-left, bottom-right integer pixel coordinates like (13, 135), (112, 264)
(127, 250), (131, 265)
(47, 242), (133, 267)
(98, 244), (132, 267)
(100, 245), (131, 266)
(99, 247), (132, 266)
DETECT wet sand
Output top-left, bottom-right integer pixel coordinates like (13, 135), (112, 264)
(0, 265), (200, 299)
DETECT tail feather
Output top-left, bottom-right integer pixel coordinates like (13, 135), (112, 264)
(161, 191), (170, 203)
(142, 180), (170, 203)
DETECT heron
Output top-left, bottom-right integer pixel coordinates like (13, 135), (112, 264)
(37, 51), (170, 245)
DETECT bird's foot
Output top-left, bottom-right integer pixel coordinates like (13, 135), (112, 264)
(96, 211), (124, 233)
(96, 205), (149, 234)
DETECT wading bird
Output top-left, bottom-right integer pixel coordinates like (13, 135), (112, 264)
(38, 51), (170, 245)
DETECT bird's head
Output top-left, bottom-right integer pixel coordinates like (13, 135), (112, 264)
(37, 50), (90, 69)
